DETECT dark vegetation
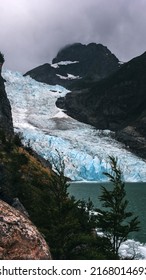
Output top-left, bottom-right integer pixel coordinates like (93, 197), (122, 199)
(0, 52), (4, 64)
(0, 130), (140, 259)
(0, 130), (114, 259)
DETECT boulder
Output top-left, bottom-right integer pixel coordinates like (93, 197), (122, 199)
(0, 199), (52, 259)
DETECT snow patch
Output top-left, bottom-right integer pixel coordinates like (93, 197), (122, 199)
(119, 61), (124, 65)
(56, 73), (80, 80)
(51, 60), (79, 68)
(53, 110), (71, 119)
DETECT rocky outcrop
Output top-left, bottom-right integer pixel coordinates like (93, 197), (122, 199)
(58, 51), (146, 159)
(24, 43), (120, 89)
(24, 63), (58, 86)
(0, 199), (52, 259)
(116, 124), (146, 159)
(0, 70), (13, 135)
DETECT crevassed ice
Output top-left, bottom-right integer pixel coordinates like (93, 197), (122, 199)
(2, 68), (146, 182)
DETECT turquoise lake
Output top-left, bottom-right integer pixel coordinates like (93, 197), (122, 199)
(69, 182), (146, 243)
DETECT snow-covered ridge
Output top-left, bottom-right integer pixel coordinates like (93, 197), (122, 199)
(2, 68), (146, 182)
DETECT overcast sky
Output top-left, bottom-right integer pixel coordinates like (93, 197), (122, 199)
(0, 0), (146, 73)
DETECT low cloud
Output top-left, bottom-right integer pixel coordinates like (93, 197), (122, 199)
(1, 0), (146, 72)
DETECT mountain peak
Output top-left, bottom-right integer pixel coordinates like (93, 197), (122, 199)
(52, 42), (117, 64)
(25, 42), (120, 88)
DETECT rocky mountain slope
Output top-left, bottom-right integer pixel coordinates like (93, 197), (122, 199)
(0, 199), (51, 260)
(58, 51), (146, 159)
(24, 43), (120, 88)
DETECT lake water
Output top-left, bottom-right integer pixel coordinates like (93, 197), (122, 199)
(69, 182), (146, 244)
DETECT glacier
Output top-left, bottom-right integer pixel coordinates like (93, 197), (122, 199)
(2, 68), (146, 182)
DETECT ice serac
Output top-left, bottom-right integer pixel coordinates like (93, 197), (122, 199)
(0, 199), (52, 260)
(3, 69), (146, 182)
(24, 43), (120, 89)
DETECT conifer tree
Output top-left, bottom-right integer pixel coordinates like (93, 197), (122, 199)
(96, 156), (140, 257)
(0, 52), (4, 64)
(48, 151), (115, 259)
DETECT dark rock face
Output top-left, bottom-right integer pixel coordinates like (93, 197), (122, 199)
(116, 126), (146, 159)
(59, 52), (146, 159)
(0, 200), (52, 260)
(53, 43), (120, 80)
(24, 43), (120, 89)
(24, 63), (58, 85)
(0, 72), (13, 135)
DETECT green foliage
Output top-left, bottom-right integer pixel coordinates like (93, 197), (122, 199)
(34, 151), (115, 260)
(96, 156), (140, 256)
(46, 152), (100, 259)
(65, 234), (115, 260)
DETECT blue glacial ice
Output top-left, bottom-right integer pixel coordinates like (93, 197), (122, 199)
(3, 68), (146, 182)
